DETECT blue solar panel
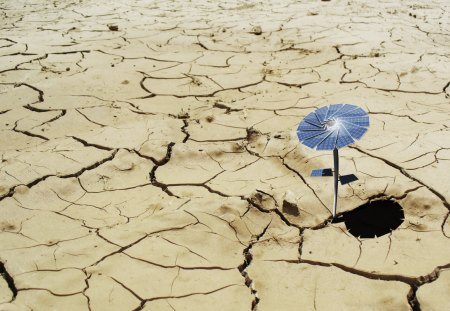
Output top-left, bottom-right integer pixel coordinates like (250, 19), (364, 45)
(299, 119), (323, 130)
(340, 121), (367, 139)
(299, 129), (326, 141)
(316, 128), (339, 150)
(342, 108), (367, 118)
(297, 104), (369, 150)
(335, 127), (355, 148)
(311, 168), (333, 176)
(301, 131), (330, 149)
(304, 113), (322, 127)
(326, 104), (345, 119)
(340, 116), (369, 127)
(332, 104), (358, 117)
(315, 106), (329, 123)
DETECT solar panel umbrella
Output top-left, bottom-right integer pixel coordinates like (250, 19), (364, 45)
(297, 104), (369, 217)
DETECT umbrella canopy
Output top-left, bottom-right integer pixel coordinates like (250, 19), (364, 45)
(297, 104), (369, 150)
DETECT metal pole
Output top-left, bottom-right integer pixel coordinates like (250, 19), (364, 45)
(332, 148), (339, 217)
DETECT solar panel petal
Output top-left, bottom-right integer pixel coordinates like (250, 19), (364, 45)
(315, 106), (329, 123)
(298, 121), (323, 131)
(340, 120), (368, 139)
(298, 128), (327, 141)
(339, 116), (369, 127)
(317, 128), (339, 150)
(304, 113), (322, 127)
(334, 125), (354, 147)
(302, 131), (331, 149)
(336, 134), (355, 149)
(341, 108), (367, 117)
(332, 104), (358, 118)
(325, 104), (345, 119)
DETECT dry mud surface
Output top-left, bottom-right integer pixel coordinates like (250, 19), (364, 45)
(1, 0), (450, 310)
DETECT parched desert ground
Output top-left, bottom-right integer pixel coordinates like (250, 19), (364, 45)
(1, 0), (449, 310)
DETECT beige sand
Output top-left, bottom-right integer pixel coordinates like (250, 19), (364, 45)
(0, 0), (449, 310)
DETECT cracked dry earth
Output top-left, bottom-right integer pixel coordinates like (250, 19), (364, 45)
(0, 0), (449, 310)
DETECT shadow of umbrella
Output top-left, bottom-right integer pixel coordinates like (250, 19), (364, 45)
(333, 199), (405, 238)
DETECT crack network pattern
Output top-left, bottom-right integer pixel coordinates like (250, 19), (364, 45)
(0, 0), (449, 310)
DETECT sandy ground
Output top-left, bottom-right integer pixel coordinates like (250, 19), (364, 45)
(0, 0), (449, 310)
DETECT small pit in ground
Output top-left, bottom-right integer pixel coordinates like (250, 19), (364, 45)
(334, 199), (405, 238)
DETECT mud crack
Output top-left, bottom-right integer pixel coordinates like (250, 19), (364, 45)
(238, 222), (271, 311)
(0, 261), (17, 302)
(149, 142), (177, 197)
(350, 146), (450, 211)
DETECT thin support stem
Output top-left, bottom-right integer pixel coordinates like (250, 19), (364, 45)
(333, 148), (339, 217)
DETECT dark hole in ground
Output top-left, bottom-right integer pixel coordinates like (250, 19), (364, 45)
(333, 199), (404, 238)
